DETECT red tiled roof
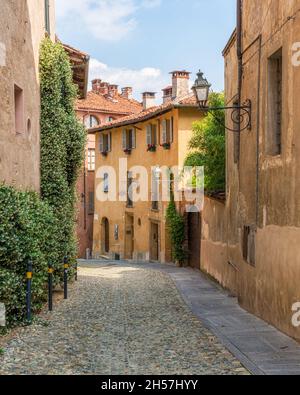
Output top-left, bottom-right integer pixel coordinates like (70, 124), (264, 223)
(89, 94), (199, 133)
(76, 91), (143, 115)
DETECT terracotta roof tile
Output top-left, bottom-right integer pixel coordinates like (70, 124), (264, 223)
(90, 94), (198, 132)
(76, 91), (143, 115)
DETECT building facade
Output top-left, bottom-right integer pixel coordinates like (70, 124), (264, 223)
(76, 82), (143, 258)
(0, 0), (55, 191)
(90, 71), (202, 263)
(201, 0), (300, 341)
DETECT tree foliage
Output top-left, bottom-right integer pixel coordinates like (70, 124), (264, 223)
(185, 92), (226, 192)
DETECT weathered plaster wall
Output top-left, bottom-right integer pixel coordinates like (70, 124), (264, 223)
(201, 197), (237, 294)
(203, 0), (300, 341)
(92, 107), (202, 262)
(0, 0), (55, 192)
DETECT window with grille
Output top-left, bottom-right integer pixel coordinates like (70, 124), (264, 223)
(267, 48), (282, 156)
(88, 149), (95, 171)
(14, 85), (24, 134)
(127, 172), (133, 207)
(103, 173), (109, 193)
(151, 168), (159, 211)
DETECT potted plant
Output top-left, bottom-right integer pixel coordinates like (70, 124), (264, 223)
(161, 142), (171, 150)
(124, 148), (132, 155)
(147, 144), (156, 152)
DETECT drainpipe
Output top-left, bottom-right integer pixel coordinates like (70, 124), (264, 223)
(237, 0), (243, 131)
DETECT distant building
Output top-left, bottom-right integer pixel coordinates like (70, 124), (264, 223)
(90, 71), (202, 263)
(0, 0), (55, 191)
(76, 81), (143, 258)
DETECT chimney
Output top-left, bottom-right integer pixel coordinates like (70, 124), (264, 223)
(99, 82), (109, 95)
(108, 84), (118, 98)
(92, 79), (102, 94)
(142, 92), (156, 110)
(170, 70), (191, 100)
(162, 86), (173, 104)
(121, 87), (133, 100)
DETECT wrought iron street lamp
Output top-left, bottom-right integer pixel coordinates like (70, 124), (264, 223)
(192, 70), (252, 133)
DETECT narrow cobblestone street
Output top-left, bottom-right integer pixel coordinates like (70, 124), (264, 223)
(0, 262), (249, 375)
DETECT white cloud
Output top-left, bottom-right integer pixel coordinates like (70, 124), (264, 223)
(89, 58), (169, 101)
(56, 0), (161, 41)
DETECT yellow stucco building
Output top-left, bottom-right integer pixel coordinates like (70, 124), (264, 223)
(90, 71), (202, 262)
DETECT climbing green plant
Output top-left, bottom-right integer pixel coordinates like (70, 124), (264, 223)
(185, 92), (226, 192)
(0, 39), (85, 327)
(166, 184), (186, 265)
(40, 38), (86, 275)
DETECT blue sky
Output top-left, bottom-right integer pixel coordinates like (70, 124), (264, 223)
(56, 0), (236, 100)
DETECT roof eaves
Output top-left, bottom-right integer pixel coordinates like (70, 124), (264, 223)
(88, 103), (200, 134)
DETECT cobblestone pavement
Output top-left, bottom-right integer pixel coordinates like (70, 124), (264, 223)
(0, 263), (249, 375)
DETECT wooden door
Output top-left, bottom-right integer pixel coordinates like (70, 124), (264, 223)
(188, 212), (201, 269)
(150, 222), (159, 261)
(125, 215), (134, 259)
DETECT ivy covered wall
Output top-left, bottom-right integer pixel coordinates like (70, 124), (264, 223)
(0, 38), (85, 326)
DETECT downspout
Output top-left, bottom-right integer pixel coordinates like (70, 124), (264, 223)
(237, 0), (243, 123)
(256, 36), (262, 226)
(226, 0), (243, 276)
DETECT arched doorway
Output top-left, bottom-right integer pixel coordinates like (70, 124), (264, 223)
(101, 218), (110, 254)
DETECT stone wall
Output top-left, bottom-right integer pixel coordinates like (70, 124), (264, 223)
(0, 0), (55, 192)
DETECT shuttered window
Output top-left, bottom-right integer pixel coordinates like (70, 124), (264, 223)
(161, 118), (173, 144)
(122, 128), (136, 150)
(146, 124), (157, 145)
(99, 133), (112, 153)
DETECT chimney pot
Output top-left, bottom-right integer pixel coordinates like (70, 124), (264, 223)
(92, 79), (102, 94)
(162, 86), (173, 104)
(108, 84), (118, 98)
(142, 92), (156, 110)
(121, 87), (133, 100)
(170, 70), (191, 100)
